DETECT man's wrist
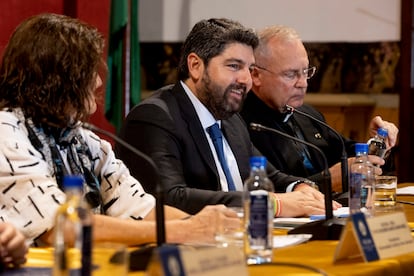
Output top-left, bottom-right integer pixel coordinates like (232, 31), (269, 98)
(291, 179), (319, 191)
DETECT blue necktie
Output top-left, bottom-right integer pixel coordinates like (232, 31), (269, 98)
(207, 123), (236, 191)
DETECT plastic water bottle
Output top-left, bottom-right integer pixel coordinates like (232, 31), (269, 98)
(53, 175), (93, 276)
(349, 143), (375, 214)
(368, 127), (388, 159)
(243, 156), (274, 264)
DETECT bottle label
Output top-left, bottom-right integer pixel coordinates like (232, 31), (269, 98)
(248, 190), (270, 248)
(350, 172), (363, 213)
(350, 172), (373, 213)
(368, 139), (387, 158)
(81, 225), (92, 276)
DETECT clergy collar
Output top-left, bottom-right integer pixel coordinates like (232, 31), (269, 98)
(282, 110), (293, 123)
(247, 91), (294, 123)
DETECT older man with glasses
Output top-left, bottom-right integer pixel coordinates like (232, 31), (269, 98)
(241, 25), (399, 194)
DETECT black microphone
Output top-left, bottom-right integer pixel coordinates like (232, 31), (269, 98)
(285, 105), (349, 194)
(82, 122), (165, 270)
(250, 122), (345, 240)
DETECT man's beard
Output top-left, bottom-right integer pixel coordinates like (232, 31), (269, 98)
(199, 72), (246, 120)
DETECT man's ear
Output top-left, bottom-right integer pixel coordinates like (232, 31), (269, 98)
(187, 53), (203, 81)
(251, 67), (262, 86)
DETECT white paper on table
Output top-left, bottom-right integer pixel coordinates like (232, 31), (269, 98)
(397, 186), (414, 195)
(273, 207), (350, 229)
(273, 217), (311, 226)
(273, 234), (312, 248)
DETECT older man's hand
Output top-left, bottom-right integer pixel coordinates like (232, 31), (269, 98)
(368, 116), (399, 148)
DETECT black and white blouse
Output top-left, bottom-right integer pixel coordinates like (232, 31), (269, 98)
(0, 108), (155, 244)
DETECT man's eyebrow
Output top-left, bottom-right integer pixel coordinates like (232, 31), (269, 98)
(225, 58), (250, 66)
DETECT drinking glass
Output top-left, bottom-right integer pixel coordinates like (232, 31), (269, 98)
(215, 207), (244, 248)
(374, 175), (398, 208)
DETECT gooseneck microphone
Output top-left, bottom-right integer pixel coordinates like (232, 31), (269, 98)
(82, 122), (166, 246)
(285, 105), (349, 194)
(250, 123), (333, 220)
(250, 122), (345, 240)
(82, 123), (165, 271)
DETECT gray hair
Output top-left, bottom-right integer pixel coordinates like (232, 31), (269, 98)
(255, 25), (301, 65)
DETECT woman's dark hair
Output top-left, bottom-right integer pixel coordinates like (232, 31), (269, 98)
(0, 13), (105, 127)
(177, 18), (258, 80)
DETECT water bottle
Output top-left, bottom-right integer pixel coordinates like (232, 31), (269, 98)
(243, 156), (274, 264)
(53, 175), (93, 276)
(349, 143), (375, 215)
(367, 127), (388, 159)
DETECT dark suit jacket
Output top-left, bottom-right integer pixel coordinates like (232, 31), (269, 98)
(117, 83), (305, 214)
(240, 91), (356, 187)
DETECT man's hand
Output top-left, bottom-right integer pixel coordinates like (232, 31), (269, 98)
(278, 184), (342, 217)
(368, 116), (399, 148)
(329, 162), (345, 193)
(183, 205), (240, 244)
(329, 156), (384, 193)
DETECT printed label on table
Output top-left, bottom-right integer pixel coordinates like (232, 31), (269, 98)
(148, 245), (248, 276)
(334, 211), (414, 263)
(364, 212), (414, 260)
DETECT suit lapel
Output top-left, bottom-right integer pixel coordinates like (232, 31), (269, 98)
(221, 117), (251, 177)
(173, 84), (218, 175)
(293, 113), (324, 146)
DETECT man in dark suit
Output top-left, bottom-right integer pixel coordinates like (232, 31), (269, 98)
(240, 25), (399, 193)
(117, 18), (332, 216)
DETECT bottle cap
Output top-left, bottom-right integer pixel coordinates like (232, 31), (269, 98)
(63, 175), (84, 190)
(355, 143), (368, 154)
(250, 156), (267, 168)
(377, 127), (388, 138)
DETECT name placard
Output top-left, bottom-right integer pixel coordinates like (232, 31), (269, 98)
(334, 211), (414, 263)
(146, 245), (248, 276)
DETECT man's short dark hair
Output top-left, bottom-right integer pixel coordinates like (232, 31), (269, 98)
(177, 18), (258, 80)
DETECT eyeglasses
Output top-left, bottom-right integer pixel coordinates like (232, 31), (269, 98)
(255, 65), (316, 81)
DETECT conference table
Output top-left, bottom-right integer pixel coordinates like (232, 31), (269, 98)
(7, 183), (414, 275)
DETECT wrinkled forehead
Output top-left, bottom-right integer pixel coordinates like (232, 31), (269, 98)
(268, 38), (309, 69)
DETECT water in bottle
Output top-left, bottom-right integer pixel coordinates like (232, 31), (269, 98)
(53, 175), (93, 276)
(367, 127), (388, 159)
(349, 143), (375, 214)
(243, 156), (274, 264)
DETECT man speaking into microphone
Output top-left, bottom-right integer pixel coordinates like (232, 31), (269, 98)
(240, 25), (399, 193)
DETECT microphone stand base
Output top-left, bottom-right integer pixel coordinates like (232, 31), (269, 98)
(127, 244), (159, 271)
(128, 244), (186, 272)
(287, 218), (347, 240)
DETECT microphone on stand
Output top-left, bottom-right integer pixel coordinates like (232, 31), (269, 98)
(82, 122), (165, 270)
(285, 105), (349, 195)
(250, 122), (345, 240)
